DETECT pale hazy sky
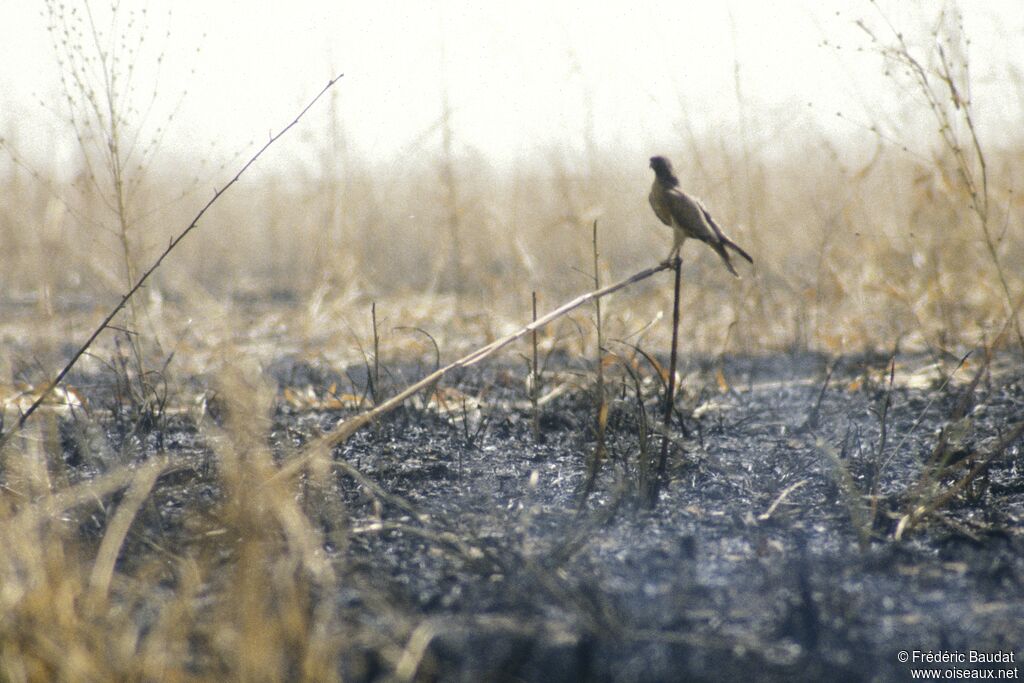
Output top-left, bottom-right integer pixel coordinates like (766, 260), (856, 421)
(1, 1), (1021, 176)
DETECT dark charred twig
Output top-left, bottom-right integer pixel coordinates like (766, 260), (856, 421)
(619, 339), (689, 436)
(1, 73), (345, 447)
(802, 361), (836, 431)
(875, 353), (897, 464)
(581, 221), (608, 503)
(531, 291), (540, 442)
(648, 255), (683, 508)
(394, 325), (442, 402)
(622, 341), (669, 396)
(370, 301), (381, 405)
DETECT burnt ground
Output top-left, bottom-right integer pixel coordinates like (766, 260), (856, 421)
(20, 349), (1024, 680)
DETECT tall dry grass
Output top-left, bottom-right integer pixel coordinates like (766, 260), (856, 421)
(4, 134), (1019, 371)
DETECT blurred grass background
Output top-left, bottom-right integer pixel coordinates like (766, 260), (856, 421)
(1, 3), (1021, 383)
(2, 118), (1020, 376)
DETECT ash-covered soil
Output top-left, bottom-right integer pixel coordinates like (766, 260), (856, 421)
(40, 350), (1024, 680)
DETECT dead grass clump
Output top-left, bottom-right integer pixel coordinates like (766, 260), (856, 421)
(0, 362), (350, 681)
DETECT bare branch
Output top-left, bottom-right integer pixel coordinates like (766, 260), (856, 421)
(1, 73), (345, 446)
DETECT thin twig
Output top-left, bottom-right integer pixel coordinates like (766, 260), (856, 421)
(2, 73), (344, 447)
(802, 360), (836, 431)
(649, 255), (683, 507)
(876, 353), (896, 465)
(371, 301), (381, 405)
(531, 291), (540, 442)
(581, 221), (608, 503)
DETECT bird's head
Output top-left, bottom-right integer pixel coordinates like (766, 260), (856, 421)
(649, 156), (678, 185)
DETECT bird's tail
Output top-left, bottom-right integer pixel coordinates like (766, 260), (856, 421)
(712, 242), (740, 277)
(722, 237), (753, 264)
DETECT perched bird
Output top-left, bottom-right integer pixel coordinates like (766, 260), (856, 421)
(648, 156), (753, 276)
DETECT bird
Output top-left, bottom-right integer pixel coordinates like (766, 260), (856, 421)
(648, 155), (753, 276)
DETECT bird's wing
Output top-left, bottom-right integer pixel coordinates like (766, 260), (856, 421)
(665, 188), (718, 243)
(649, 182), (674, 226)
(694, 198), (729, 242)
(697, 198), (754, 263)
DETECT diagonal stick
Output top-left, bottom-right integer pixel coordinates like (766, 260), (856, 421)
(2, 73), (345, 446)
(272, 258), (675, 483)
